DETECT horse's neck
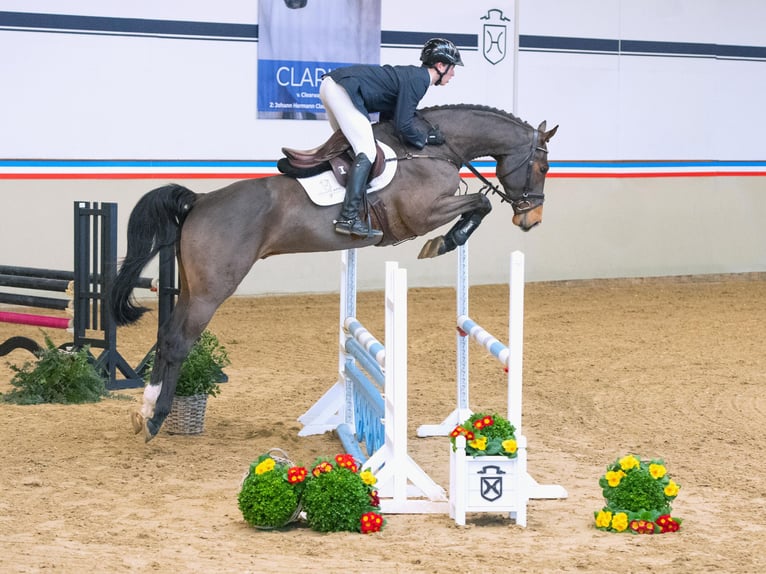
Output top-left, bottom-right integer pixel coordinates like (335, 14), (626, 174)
(424, 109), (531, 160)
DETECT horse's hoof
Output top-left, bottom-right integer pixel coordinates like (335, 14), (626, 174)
(130, 411), (144, 434)
(418, 237), (445, 259)
(143, 423), (156, 443)
(144, 419), (160, 443)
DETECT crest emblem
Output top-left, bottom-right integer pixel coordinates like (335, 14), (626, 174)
(478, 464), (506, 502)
(481, 8), (511, 65)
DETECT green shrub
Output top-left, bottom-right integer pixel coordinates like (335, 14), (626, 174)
(145, 330), (230, 396)
(238, 453), (305, 529)
(302, 455), (382, 533)
(2, 334), (108, 404)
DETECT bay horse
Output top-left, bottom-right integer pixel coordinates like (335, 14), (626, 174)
(111, 104), (557, 441)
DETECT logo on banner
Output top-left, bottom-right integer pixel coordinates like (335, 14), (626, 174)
(480, 8), (511, 65)
(477, 464), (506, 501)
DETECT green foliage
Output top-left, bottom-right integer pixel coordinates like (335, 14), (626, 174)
(604, 466), (668, 513)
(145, 330), (230, 396)
(594, 454), (682, 534)
(450, 412), (518, 458)
(302, 460), (377, 533)
(238, 454), (302, 529)
(2, 334), (108, 405)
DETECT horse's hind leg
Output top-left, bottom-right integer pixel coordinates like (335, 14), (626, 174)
(132, 294), (220, 441)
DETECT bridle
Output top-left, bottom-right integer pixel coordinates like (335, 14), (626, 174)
(454, 128), (548, 214)
(395, 117), (548, 215)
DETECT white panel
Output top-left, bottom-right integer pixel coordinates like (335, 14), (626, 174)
(518, 0), (620, 38)
(619, 0), (716, 42)
(617, 57), (714, 159)
(517, 52), (620, 160)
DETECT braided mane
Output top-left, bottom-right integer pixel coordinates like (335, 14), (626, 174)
(419, 103), (531, 128)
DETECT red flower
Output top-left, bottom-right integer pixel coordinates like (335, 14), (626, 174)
(369, 490), (380, 507)
(450, 426), (464, 438)
(287, 466), (308, 484)
(360, 511), (384, 534)
(473, 416), (494, 430)
(656, 514), (680, 533)
(334, 453), (358, 473)
(629, 519), (656, 535)
(465, 431), (475, 440)
(312, 461), (333, 477)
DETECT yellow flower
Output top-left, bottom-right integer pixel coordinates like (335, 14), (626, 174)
(605, 470), (626, 487)
(619, 455), (640, 471)
(468, 436), (488, 451)
(664, 480), (680, 497)
(502, 439), (518, 454)
(360, 470), (377, 486)
(595, 510), (613, 528)
(649, 463), (667, 479)
(255, 457), (275, 475)
(611, 512), (629, 532)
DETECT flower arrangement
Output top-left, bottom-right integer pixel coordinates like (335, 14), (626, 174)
(145, 330), (230, 397)
(238, 451), (307, 529)
(301, 454), (384, 534)
(594, 454), (682, 534)
(449, 412), (518, 458)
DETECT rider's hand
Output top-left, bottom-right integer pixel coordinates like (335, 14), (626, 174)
(426, 126), (445, 146)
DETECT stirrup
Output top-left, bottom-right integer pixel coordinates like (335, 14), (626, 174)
(334, 219), (382, 239)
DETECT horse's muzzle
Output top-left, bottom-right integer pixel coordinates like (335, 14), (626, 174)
(513, 206), (543, 231)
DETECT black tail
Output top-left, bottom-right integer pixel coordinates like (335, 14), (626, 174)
(110, 183), (197, 326)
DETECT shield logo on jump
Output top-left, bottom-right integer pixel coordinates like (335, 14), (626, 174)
(481, 8), (510, 65)
(478, 465), (505, 501)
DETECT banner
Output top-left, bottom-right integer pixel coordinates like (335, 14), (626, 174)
(257, 0), (381, 119)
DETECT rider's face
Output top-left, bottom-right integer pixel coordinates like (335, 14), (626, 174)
(435, 63), (456, 85)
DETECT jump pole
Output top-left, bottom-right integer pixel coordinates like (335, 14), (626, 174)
(298, 252), (448, 513)
(418, 245), (568, 502)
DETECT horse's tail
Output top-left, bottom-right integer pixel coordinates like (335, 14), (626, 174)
(110, 183), (197, 326)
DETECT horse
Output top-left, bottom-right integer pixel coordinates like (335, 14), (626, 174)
(110, 104), (558, 441)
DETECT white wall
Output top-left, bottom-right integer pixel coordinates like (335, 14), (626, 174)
(1, 0), (765, 295)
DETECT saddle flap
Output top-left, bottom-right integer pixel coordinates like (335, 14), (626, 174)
(281, 129), (351, 169)
(328, 144), (387, 187)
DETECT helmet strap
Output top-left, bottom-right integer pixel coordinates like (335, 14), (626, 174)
(433, 63), (453, 86)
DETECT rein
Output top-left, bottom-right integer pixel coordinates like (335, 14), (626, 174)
(401, 117), (547, 214)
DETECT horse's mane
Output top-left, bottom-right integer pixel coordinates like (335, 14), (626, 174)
(419, 103), (531, 128)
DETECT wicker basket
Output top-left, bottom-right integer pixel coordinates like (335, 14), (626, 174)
(165, 394), (208, 434)
(240, 448), (304, 529)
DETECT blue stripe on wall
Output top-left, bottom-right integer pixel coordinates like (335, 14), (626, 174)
(519, 34), (766, 61)
(0, 11), (257, 40)
(2, 11), (765, 60)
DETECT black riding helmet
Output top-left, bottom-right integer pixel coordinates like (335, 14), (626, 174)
(420, 38), (463, 85)
(420, 38), (464, 67)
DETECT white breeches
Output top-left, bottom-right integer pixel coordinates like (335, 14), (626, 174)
(319, 76), (377, 160)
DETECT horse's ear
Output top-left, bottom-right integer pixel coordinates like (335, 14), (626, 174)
(542, 123), (558, 142)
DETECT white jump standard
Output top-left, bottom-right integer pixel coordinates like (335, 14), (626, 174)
(298, 250), (448, 514)
(417, 247), (567, 525)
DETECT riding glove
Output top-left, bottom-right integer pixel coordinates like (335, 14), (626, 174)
(426, 126), (445, 146)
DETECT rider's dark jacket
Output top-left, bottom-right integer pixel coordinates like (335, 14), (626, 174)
(324, 64), (431, 149)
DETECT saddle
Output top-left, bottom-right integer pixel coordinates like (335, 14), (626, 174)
(279, 129), (386, 186)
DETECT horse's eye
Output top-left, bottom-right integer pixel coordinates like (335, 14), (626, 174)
(540, 165), (549, 175)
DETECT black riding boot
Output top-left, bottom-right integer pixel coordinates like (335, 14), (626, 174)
(334, 153), (383, 239)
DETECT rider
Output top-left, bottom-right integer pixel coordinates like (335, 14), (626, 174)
(319, 37), (463, 238)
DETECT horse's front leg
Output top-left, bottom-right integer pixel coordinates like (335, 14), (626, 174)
(418, 194), (492, 259)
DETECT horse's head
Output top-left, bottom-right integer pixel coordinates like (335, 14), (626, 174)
(495, 121), (558, 231)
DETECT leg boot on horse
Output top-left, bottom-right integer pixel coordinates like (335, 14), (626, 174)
(334, 153), (383, 239)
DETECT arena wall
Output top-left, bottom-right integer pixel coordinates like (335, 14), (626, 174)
(1, 1), (764, 295)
